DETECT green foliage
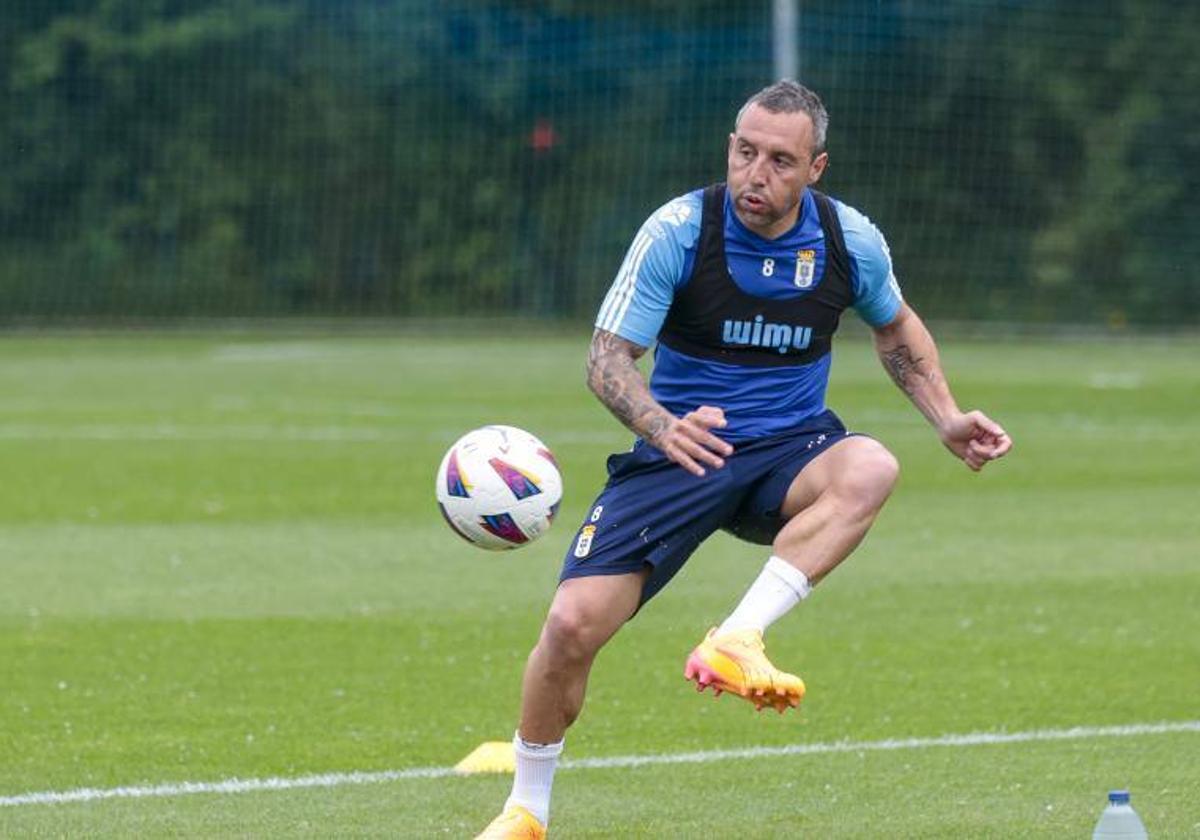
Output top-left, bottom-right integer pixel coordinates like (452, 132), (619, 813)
(0, 1), (1196, 323)
(1001, 1), (1200, 325)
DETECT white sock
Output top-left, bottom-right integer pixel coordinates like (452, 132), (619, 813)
(504, 732), (563, 826)
(716, 555), (812, 635)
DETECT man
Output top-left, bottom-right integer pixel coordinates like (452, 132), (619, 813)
(476, 80), (1012, 838)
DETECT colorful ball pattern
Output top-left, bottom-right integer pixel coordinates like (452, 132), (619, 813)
(435, 425), (563, 550)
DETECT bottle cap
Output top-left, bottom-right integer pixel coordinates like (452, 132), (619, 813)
(1108, 790), (1130, 804)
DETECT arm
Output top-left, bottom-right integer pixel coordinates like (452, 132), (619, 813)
(873, 303), (1012, 471)
(586, 328), (732, 477)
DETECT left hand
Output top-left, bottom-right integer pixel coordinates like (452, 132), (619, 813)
(938, 410), (1012, 472)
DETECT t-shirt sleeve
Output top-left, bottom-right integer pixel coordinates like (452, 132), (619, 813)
(836, 200), (904, 327)
(594, 193), (701, 347)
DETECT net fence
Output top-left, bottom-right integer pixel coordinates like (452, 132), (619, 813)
(2, 0), (1197, 326)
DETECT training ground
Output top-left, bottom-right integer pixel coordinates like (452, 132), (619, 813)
(1, 331), (1197, 837)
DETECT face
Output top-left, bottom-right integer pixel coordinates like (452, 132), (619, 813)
(727, 104), (829, 239)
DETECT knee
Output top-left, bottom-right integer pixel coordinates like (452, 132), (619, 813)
(540, 603), (604, 664)
(838, 442), (900, 514)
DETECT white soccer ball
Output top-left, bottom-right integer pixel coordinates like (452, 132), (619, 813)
(435, 425), (563, 550)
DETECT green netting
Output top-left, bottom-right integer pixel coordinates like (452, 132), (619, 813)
(1, 1), (1197, 325)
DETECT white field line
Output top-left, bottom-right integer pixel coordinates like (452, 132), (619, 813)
(2, 720), (1197, 808)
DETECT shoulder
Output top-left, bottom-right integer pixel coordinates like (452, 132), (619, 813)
(621, 190), (704, 283)
(620, 189), (704, 290)
(830, 197), (890, 263)
(638, 190), (704, 250)
(827, 195), (903, 325)
(596, 190), (704, 344)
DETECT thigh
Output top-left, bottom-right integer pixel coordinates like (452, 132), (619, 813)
(777, 434), (898, 519)
(722, 416), (858, 545)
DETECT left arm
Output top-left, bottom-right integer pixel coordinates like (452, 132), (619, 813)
(873, 303), (1012, 471)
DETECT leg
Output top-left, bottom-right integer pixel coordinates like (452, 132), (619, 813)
(519, 569), (648, 743)
(479, 448), (737, 836)
(687, 436), (899, 713)
(476, 570), (649, 838)
(772, 435), (900, 583)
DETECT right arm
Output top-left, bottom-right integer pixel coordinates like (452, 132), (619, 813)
(586, 328), (732, 476)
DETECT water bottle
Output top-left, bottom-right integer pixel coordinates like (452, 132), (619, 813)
(1092, 790), (1148, 839)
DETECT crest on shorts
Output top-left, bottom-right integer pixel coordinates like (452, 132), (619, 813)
(795, 250), (816, 288)
(574, 525), (596, 558)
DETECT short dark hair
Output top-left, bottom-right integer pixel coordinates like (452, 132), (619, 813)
(735, 80), (829, 155)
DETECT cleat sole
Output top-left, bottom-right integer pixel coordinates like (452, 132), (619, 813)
(684, 652), (740, 698)
(684, 642), (806, 714)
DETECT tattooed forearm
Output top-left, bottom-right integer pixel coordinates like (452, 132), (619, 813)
(880, 344), (930, 395)
(873, 304), (958, 429)
(587, 330), (674, 442)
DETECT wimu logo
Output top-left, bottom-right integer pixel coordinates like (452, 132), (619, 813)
(722, 315), (813, 354)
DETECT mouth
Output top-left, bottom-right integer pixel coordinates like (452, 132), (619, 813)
(739, 193), (767, 213)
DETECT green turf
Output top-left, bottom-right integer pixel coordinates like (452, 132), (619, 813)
(0, 331), (1197, 837)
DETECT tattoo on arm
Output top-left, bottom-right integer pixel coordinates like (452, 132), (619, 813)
(587, 330), (672, 441)
(875, 306), (958, 429)
(880, 344), (929, 395)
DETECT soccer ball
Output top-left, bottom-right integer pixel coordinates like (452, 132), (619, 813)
(435, 425), (563, 550)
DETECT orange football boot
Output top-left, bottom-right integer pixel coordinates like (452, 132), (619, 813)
(474, 805), (547, 840)
(684, 627), (805, 713)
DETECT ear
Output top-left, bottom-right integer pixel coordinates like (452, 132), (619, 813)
(727, 132), (737, 156)
(808, 151), (829, 185)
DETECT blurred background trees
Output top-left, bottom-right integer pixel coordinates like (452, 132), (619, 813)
(1, 0), (1196, 325)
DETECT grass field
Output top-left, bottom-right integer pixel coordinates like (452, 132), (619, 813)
(0, 329), (1197, 838)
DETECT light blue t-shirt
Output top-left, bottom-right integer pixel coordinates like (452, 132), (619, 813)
(594, 188), (903, 441)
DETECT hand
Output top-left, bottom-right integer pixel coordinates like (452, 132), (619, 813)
(938, 410), (1012, 472)
(648, 405), (735, 477)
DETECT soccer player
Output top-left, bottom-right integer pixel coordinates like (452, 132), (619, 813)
(476, 80), (1012, 838)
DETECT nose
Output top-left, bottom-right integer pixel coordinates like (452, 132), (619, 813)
(748, 154), (769, 185)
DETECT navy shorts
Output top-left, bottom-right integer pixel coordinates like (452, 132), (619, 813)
(559, 409), (861, 604)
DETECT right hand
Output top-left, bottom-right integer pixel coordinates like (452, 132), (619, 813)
(648, 405), (734, 477)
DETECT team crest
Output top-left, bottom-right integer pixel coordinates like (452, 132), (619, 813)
(574, 525), (597, 558)
(795, 250), (816, 288)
